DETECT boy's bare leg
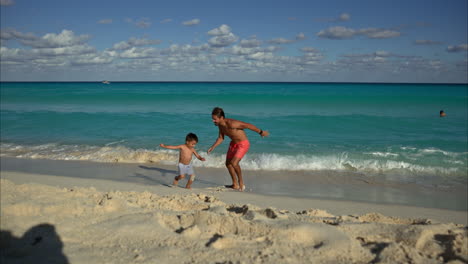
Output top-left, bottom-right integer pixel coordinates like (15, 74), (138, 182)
(185, 175), (195, 189)
(185, 180), (193, 189)
(225, 159), (239, 189)
(173, 175), (185, 186)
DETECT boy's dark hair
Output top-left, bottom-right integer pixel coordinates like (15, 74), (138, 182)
(186, 133), (198, 142)
(212, 107), (225, 118)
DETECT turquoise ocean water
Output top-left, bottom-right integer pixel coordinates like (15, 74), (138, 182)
(1, 82), (467, 186)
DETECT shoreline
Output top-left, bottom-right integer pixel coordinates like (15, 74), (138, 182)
(1, 157), (466, 224)
(1, 157), (466, 212)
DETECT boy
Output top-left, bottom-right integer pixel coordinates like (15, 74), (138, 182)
(160, 133), (206, 189)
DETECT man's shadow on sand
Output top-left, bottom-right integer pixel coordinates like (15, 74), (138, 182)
(0, 223), (69, 264)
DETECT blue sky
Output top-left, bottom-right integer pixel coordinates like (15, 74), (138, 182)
(1, 0), (467, 82)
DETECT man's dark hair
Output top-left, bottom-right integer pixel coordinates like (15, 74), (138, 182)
(186, 133), (198, 142)
(212, 107), (225, 118)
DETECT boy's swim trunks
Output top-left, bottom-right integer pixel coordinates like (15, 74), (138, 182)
(178, 163), (195, 178)
(227, 140), (250, 159)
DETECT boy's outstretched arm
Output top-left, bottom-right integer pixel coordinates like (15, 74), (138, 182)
(193, 150), (206, 161)
(159, 143), (182, 150)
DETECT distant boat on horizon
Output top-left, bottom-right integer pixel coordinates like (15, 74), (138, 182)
(102, 80), (110, 84)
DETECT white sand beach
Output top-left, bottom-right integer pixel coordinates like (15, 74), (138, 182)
(1, 158), (467, 264)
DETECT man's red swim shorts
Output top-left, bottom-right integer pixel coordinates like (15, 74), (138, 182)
(226, 140), (250, 159)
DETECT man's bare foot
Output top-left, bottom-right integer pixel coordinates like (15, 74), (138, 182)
(237, 185), (246, 192)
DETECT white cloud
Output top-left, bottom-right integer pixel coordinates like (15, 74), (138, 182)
(317, 26), (400, 39)
(207, 25), (232, 36)
(268, 33), (306, 44)
(316, 13), (351, 23)
(126, 18), (151, 28)
(0, 46), (25, 62)
(268, 38), (295, 44)
(182, 19), (200, 26)
(71, 54), (113, 66)
(112, 37), (162, 50)
(317, 26), (355, 39)
(248, 52), (274, 61)
(359, 28), (400, 39)
(447, 44), (468, 52)
(207, 25), (238, 47)
(119, 47), (157, 59)
(0, 0), (14, 6)
(1, 29), (38, 41)
(1, 29), (91, 48)
(301, 47), (319, 53)
(208, 33), (238, 47)
(161, 19), (173, 24)
(414, 40), (442, 45)
(374, 50), (391, 57)
(296, 33), (306, 40)
(30, 45), (96, 56)
(98, 19), (113, 24)
(239, 39), (262, 48)
(339, 13), (351, 21)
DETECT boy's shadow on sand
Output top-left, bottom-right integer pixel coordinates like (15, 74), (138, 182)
(138, 165), (176, 177)
(138, 165), (217, 187)
(0, 223), (69, 264)
(137, 166), (176, 187)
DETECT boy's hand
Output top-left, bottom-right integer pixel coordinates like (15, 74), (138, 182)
(159, 143), (165, 148)
(200, 157), (206, 161)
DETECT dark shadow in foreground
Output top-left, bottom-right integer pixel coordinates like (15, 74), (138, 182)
(0, 223), (69, 264)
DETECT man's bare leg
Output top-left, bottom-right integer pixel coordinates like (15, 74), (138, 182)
(230, 157), (244, 191)
(173, 175), (185, 186)
(225, 158), (239, 189)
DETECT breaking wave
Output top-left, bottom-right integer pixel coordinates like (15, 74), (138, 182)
(1, 142), (466, 179)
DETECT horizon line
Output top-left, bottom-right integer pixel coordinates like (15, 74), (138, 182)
(1, 81), (467, 85)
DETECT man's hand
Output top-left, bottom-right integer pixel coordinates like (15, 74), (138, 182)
(207, 147), (214, 154)
(260, 130), (270, 138)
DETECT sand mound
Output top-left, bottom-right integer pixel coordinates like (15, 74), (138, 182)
(1, 179), (466, 264)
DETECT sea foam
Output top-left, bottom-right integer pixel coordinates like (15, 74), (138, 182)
(1, 143), (465, 179)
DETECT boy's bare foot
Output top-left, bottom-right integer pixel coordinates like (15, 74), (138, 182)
(185, 180), (193, 189)
(173, 175), (184, 186)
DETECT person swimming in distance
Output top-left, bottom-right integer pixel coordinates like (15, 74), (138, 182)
(440, 110), (446, 117)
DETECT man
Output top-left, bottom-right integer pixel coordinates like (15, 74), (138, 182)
(207, 107), (269, 191)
